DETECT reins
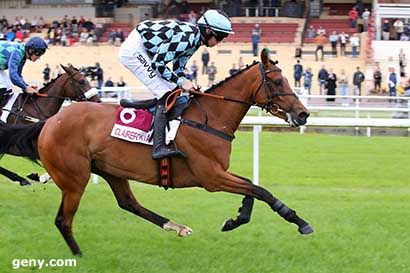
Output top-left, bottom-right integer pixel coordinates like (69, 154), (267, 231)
(164, 88), (252, 113)
(162, 61), (300, 141)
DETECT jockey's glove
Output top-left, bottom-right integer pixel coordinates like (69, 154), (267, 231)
(181, 79), (196, 92)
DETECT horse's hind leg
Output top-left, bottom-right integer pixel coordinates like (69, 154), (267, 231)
(0, 166), (31, 186)
(55, 190), (84, 255)
(98, 171), (192, 237)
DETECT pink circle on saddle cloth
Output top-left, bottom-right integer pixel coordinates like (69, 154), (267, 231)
(116, 107), (153, 132)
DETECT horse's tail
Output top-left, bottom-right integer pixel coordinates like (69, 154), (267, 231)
(0, 121), (45, 162)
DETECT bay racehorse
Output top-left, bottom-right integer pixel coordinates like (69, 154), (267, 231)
(0, 49), (312, 255)
(0, 65), (101, 185)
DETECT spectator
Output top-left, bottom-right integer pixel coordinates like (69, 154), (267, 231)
(229, 63), (239, 76)
(349, 33), (360, 58)
(338, 69), (349, 106)
(362, 8), (371, 31)
(117, 76), (126, 87)
(303, 67), (313, 95)
(115, 28), (125, 45)
(326, 69), (337, 102)
(339, 32), (349, 56)
(318, 65), (329, 95)
(307, 25), (316, 38)
(52, 65), (61, 79)
(38, 16), (45, 29)
(387, 67), (397, 102)
(355, 0), (364, 16)
(108, 30), (116, 45)
(190, 60), (198, 85)
(95, 62), (104, 89)
(348, 7), (358, 28)
(104, 77), (114, 87)
(316, 26), (326, 36)
(353, 66), (365, 96)
(14, 27), (24, 42)
(251, 24), (261, 57)
(399, 48), (406, 77)
(238, 56), (244, 70)
(207, 62), (217, 86)
(6, 28), (16, 41)
(201, 48), (210, 75)
(188, 10), (197, 25)
(393, 19), (404, 40)
(31, 16), (38, 32)
(329, 31), (338, 57)
(373, 66), (382, 93)
(382, 20), (390, 40)
(43, 64), (51, 84)
(356, 15), (364, 33)
(293, 59), (303, 88)
(294, 47), (302, 59)
(314, 33), (328, 62)
(79, 28), (89, 45)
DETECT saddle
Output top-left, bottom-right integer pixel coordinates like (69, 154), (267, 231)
(120, 95), (190, 121)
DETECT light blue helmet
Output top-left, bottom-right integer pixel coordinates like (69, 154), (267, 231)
(198, 10), (234, 35)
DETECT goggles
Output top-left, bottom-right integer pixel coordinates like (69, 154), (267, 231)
(210, 29), (228, 42)
(32, 48), (46, 57)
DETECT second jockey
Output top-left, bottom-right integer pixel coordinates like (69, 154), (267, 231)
(119, 10), (234, 159)
(0, 36), (48, 96)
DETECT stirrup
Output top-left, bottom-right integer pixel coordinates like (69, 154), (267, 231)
(152, 147), (185, 160)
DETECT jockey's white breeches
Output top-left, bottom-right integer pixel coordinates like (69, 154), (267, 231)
(119, 29), (177, 99)
(0, 70), (13, 91)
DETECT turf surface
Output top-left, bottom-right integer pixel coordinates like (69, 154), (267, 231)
(0, 132), (409, 273)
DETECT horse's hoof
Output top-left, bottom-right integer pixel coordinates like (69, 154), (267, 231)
(19, 180), (32, 186)
(298, 224), (314, 235)
(178, 227), (193, 237)
(26, 173), (40, 181)
(221, 218), (235, 232)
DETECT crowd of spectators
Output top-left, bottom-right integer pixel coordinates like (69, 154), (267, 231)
(0, 15), (107, 47)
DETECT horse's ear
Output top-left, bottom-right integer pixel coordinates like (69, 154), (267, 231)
(260, 48), (270, 68)
(60, 64), (69, 73)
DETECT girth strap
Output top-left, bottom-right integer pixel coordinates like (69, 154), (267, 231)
(180, 118), (234, 142)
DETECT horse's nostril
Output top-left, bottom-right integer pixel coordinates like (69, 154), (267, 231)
(297, 112), (309, 125)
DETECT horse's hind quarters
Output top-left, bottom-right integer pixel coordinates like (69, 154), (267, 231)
(298, 224), (314, 235)
(163, 220), (193, 237)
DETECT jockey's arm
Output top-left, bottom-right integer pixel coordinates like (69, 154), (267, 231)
(151, 32), (196, 88)
(8, 50), (28, 92)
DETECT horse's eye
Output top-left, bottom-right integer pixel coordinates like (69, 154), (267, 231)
(273, 79), (282, 86)
(79, 80), (85, 85)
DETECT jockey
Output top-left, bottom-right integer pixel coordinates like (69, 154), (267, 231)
(119, 9), (234, 160)
(0, 36), (48, 96)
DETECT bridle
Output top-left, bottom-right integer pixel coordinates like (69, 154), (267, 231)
(253, 62), (299, 115)
(187, 61), (299, 116)
(37, 71), (99, 102)
(8, 71), (99, 124)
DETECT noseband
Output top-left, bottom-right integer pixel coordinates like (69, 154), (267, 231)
(254, 63), (298, 115)
(60, 72), (98, 101)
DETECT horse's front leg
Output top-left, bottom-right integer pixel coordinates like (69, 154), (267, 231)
(200, 169), (314, 235)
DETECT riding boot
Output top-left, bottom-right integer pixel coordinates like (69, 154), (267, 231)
(152, 104), (184, 160)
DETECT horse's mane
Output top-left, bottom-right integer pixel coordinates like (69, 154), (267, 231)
(205, 61), (259, 93)
(38, 74), (64, 93)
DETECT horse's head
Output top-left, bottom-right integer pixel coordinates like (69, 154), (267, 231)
(57, 64), (101, 103)
(254, 48), (309, 127)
